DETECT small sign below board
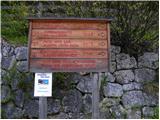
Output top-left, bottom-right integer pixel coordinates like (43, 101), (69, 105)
(28, 18), (111, 72)
(34, 73), (52, 97)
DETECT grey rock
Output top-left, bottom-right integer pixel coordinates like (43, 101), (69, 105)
(100, 108), (112, 119)
(127, 108), (141, 119)
(68, 112), (84, 119)
(1, 85), (11, 102)
(76, 76), (92, 93)
(2, 41), (14, 57)
(114, 70), (134, 84)
(110, 62), (116, 73)
(143, 92), (158, 106)
(24, 100), (39, 118)
(15, 47), (28, 60)
(72, 73), (82, 84)
(111, 52), (116, 61)
(82, 94), (92, 114)
(111, 45), (121, 54)
(13, 90), (24, 108)
(48, 98), (61, 114)
(1, 102), (24, 119)
(123, 82), (142, 91)
(2, 56), (16, 70)
(103, 83), (123, 97)
(1, 70), (7, 85)
(11, 78), (19, 90)
(142, 107), (155, 118)
(116, 53), (137, 70)
(16, 61), (28, 72)
(135, 68), (156, 83)
(1, 69), (7, 78)
(110, 105), (126, 119)
(106, 72), (115, 82)
(138, 52), (158, 69)
(48, 112), (69, 119)
(62, 90), (82, 113)
(100, 97), (120, 110)
(122, 91), (144, 109)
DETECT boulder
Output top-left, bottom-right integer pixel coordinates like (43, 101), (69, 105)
(13, 90), (24, 108)
(126, 108), (141, 119)
(110, 105), (126, 119)
(62, 90), (82, 113)
(116, 53), (137, 70)
(111, 52), (116, 61)
(2, 40), (14, 57)
(82, 94), (92, 114)
(143, 92), (158, 106)
(123, 82), (142, 91)
(16, 61), (28, 72)
(103, 83), (123, 97)
(1, 85), (11, 102)
(76, 76), (92, 93)
(47, 98), (61, 115)
(100, 97), (120, 109)
(110, 62), (116, 73)
(122, 91), (144, 108)
(15, 47), (28, 60)
(1, 102), (23, 119)
(111, 45), (121, 54)
(23, 100), (39, 118)
(142, 107), (155, 118)
(114, 70), (134, 84)
(138, 52), (158, 69)
(106, 72), (115, 82)
(135, 68), (156, 83)
(48, 112), (69, 119)
(123, 91), (158, 108)
(2, 56), (16, 70)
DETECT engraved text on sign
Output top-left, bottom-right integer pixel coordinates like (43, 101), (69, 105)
(28, 19), (110, 72)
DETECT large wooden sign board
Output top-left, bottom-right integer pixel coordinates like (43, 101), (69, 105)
(28, 18), (111, 72)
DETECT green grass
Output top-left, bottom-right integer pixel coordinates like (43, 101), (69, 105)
(1, 2), (29, 45)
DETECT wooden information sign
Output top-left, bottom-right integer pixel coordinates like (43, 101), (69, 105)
(28, 18), (111, 72)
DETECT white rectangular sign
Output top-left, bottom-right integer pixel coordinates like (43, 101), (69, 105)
(34, 73), (52, 97)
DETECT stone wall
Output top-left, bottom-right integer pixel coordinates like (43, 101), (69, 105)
(1, 40), (159, 119)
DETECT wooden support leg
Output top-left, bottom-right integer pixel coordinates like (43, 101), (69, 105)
(39, 97), (47, 119)
(92, 73), (100, 119)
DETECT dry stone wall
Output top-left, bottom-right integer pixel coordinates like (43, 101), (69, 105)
(1, 39), (159, 119)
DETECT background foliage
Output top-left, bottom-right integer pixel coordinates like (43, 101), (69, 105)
(1, 1), (159, 56)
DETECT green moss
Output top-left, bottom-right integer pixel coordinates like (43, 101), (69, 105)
(151, 107), (159, 119)
(142, 81), (159, 97)
(1, 109), (7, 119)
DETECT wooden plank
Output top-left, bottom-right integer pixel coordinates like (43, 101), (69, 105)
(30, 59), (108, 72)
(30, 49), (108, 59)
(92, 73), (100, 119)
(39, 97), (47, 119)
(32, 29), (107, 39)
(32, 21), (107, 30)
(31, 39), (108, 49)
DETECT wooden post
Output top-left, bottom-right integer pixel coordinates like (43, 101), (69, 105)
(39, 97), (47, 119)
(91, 72), (100, 119)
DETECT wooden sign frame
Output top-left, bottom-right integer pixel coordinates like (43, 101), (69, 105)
(27, 17), (111, 72)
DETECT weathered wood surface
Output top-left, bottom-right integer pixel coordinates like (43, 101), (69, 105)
(28, 19), (110, 72)
(31, 39), (108, 48)
(30, 59), (108, 72)
(31, 49), (108, 58)
(39, 97), (47, 119)
(92, 73), (100, 119)
(32, 29), (107, 39)
(32, 21), (107, 30)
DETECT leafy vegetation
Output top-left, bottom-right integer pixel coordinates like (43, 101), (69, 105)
(151, 106), (159, 119)
(1, 1), (158, 56)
